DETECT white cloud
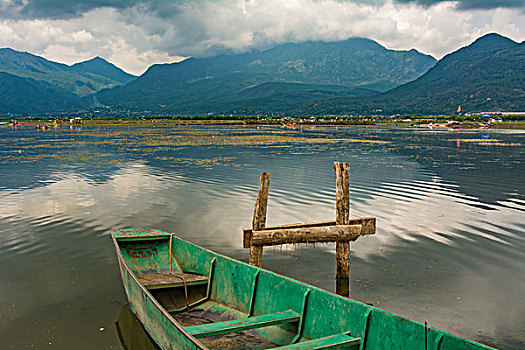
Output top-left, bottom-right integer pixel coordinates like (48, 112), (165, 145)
(0, 0), (524, 75)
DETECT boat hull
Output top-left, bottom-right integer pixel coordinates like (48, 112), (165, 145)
(112, 228), (495, 350)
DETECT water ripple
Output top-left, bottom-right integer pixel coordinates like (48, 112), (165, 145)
(0, 124), (524, 349)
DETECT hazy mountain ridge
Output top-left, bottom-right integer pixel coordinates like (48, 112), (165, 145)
(1, 34), (523, 115)
(95, 38), (436, 113)
(299, 33), (525, 115)
(0, 48), (136, 97)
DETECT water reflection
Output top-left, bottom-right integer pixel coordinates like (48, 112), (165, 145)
(116, 304), (160, 350)
(0, 125), (523, 348)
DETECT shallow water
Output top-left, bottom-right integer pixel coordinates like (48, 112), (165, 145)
(0, 124), (523, 349)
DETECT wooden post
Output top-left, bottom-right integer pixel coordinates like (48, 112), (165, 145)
(334, 162), (351, 297)
(249, 172), (270, 267)
(243, 165), (374, 296)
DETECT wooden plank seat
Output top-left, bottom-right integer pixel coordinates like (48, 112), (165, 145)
(185, 310), (300, 338)
(137, 272), (208, 290)
(272, 333), (361, 349)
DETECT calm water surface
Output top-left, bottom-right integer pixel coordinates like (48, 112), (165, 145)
(0, 124), (523, 349)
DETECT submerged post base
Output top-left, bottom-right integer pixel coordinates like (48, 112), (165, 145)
(336, 277), (350, 297)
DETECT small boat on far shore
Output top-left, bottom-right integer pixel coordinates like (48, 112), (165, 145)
(112, 228), (495, 350)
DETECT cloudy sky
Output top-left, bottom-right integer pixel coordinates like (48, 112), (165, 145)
(0, 0), (524, 75)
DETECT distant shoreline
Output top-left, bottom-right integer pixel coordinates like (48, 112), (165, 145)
(2, 118), (524, 130)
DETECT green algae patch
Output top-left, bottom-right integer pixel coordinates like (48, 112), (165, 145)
(70, 125), (388, 147)
(135, 134), (388, 147)
(1, 125), (388, 166)
(15, 151), (98, 163)
(153, 156), (237, 168)
(454, 139), (522, 147)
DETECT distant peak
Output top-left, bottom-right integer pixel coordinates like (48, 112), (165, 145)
(71, 56), (116, 69)
(70, 55), (136, 80)
(85, 56), (108, 63)
(471, 32), (517, 46)
(444, 32), (519, 60)
(479, 32), (506, 39)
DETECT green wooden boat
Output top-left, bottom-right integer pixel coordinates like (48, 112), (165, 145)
(112, 228), (495, 350)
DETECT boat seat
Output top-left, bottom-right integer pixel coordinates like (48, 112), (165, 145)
(185, 310), (300, 338)
(137, 272), (208, 290)
(271, 332), (361, 349)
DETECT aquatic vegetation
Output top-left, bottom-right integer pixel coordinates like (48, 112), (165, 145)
(134, 134), (388, 147)
(454, 139), (522, 146)
(0, 125), (388, 167)
(15, 150), (98, 163)
(153, 156), (237, 168)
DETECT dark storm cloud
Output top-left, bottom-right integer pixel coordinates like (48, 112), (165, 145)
(1, 0), (524, 21)
(455, 0), (525, 10)
(395, 0), (525, 10)
(0, 0), (524, 74)
(0, 0), (139, 19)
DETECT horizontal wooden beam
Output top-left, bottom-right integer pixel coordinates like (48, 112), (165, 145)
(244, 217), (375, 248)
(244, 220), (335, 248)
(348, 217), (376, 237)
(250, 224), (364, 246)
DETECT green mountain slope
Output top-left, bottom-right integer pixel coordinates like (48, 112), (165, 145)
(0, 48), (135, 97)
(0, 72), (83, 114)
(70, 56), (136, 85)
(304, 33), (525, 115)
(96, 38), (436, 114)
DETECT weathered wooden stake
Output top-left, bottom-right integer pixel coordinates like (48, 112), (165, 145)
(248, 172), (270, 267)
(334, 162), (351, 297)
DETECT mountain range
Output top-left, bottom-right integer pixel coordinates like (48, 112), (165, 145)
(301, 33), (525, 115)
(0, 33), (523, 115)
(95, 38), (436, 114)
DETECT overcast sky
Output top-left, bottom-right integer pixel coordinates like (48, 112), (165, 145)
(1, 0), (524, 75)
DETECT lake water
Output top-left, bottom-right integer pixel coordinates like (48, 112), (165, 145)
(0, 124), (523, 349)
